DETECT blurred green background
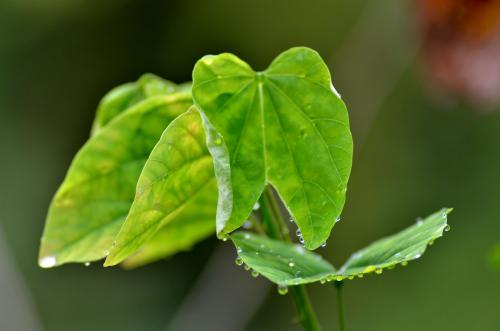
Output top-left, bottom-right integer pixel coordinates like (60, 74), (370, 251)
(1, 0), (499, 330)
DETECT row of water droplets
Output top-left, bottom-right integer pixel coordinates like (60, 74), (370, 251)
(39, 249), (111, 269)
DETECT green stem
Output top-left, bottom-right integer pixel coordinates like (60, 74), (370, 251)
(334, 281), (346, 331)
(259, 187), (323, 331)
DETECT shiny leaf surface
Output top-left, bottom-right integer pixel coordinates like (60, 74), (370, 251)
(231, 232), (335, 286)
(193, 47), (353, 249)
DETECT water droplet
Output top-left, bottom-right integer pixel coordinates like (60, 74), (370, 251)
(299, 237), (305, 244)
(296, 229), (302, 237)
(244, 264), (251, 271)
(222, 237), (228, 242)
(288, 261), (295, 268)
(335, 276), (343, 281)
(242, 220), (252, 229)
(357, 274), (364, 278)
(336, 217), (342, 223)
(84, 262), (90, 267)
(235, 257), (244, 266)
(253, 202), (260, 210)
(39, 256), (57, 268)
(326, 275), (335, 282)
(104, 250), (110, 257)
(348, 275), (354, 280)
(320, 242), (327, 248)
(244, 233), (251, 239)
(416, 218), (423, 226)
(237, 247), (242, 254)
(251, 270), (260, 278)
(414, 253), (422, 259)
(444, 224), (451, 232)
(401, 261), (409, 267)
(428, 240), (434, 246)
(320, 278), (326, 284)
(277, 284), (289, 295)
(375, 268), (383, 274)
(289, 218), (294, 223)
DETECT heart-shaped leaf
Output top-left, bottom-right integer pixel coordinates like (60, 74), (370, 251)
(193, 47), (353, 249)
(105, 107), (217, 266)
(92, 74), (190, 134)
(230, 232), (335, 286)
(229, 209), (451, 285)
(39, 93), (191, 267)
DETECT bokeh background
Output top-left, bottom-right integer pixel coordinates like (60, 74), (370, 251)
(1, 0), (499, 330)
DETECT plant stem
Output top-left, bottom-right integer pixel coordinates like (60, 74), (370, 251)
(259, 187), (323, 331)
(334, 281), (346, 331)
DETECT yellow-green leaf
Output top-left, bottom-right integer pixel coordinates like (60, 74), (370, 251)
(91, 73), (189, 134)
(105, 107), (216, 266)
(39, 93), (191, 268)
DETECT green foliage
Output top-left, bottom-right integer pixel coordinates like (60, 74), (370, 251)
(231, 209), (451, 285)
(91, 74), (190, 134)
(105, 108), (216, 266)
(39, 48), (451, 318)
(337, 208), (452, 278)
(231, 232), (335, 286)
(39, 92), (191, 267)
(192, 47), (353, 249)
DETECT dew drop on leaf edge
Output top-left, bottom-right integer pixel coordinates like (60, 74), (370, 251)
(277, 284), (288, 295)
(39, 256), (57, 268)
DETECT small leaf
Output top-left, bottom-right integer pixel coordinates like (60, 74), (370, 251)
(230, 232), (335, 286)
(39, 93), (192, 267)
(338, 208), (452, 278)
(105, 107), (217, 266)
(92, 74), (190, 134)
(230, 208), (451, 286)
(193, 47), (353, 249)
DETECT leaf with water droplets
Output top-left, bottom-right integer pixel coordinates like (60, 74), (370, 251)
(39, 92), (192, 267)
(337, 208), (452, 278)
(193, 47), (353, 249)
(92, 73), (191, 134)
(230, 232), (335, 286)
(105, 108), (217, 266)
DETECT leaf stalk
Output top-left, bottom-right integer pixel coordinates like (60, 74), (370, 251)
(260, 186), (323, 331)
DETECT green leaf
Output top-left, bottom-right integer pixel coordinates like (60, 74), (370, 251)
(39, 93), (192, 268)
(229, 209), (451, 286)
(192, 47), (353, 249)
(91, 73), (190, 134)
(121, 198), (215, 269)
(230, 232), (335, 286)
(338, 208), (452, 278)
(104, 107), (217, 266)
